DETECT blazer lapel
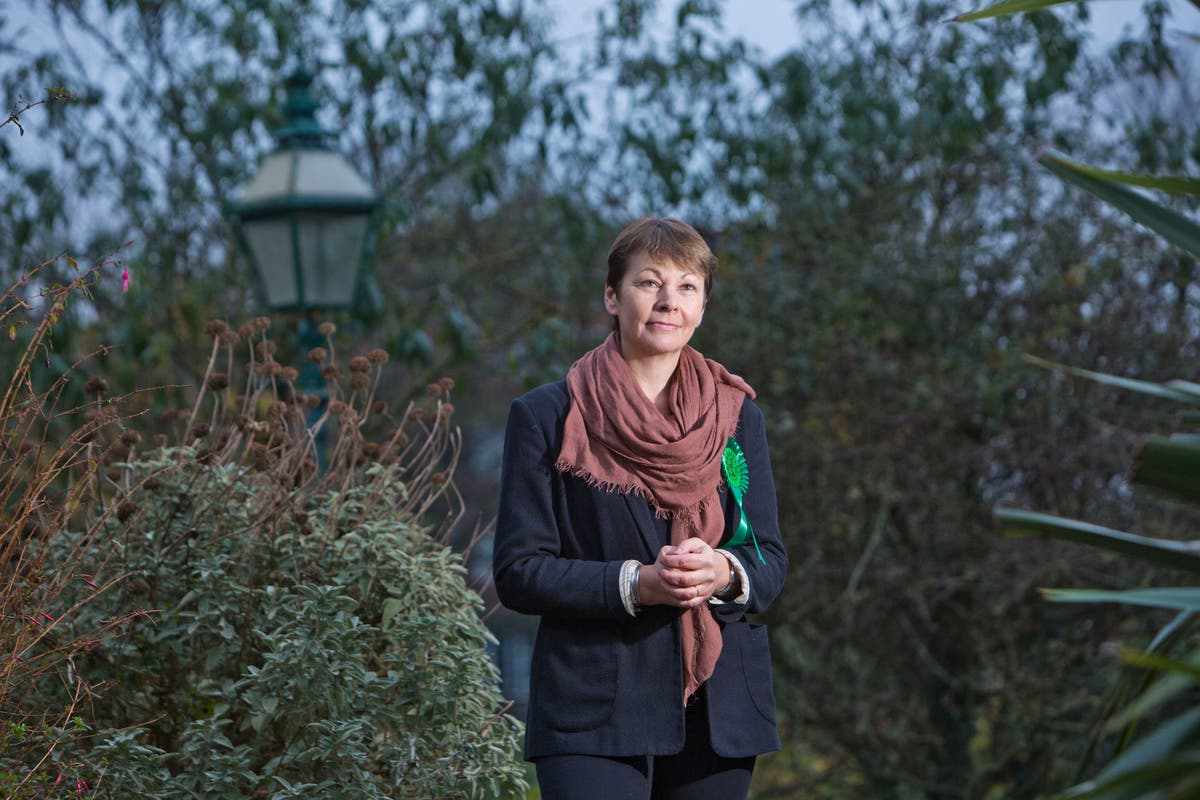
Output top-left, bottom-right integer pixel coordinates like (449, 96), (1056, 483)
(622, 492), (660, 562)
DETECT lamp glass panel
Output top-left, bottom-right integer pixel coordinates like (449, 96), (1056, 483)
(243, 217), (299, 309)
(296, 212), (369, 308)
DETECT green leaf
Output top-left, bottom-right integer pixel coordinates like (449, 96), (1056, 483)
(995, 507), (1200, 573)
(1042, 587), (1200, 613)
(1103, 660), (1198, 732)
(1030, 161), (1200, 196)
(1133, 436), (1200, 504)
(1022, 355), (1200, 404)
(1085, 707), (1200, 792)
(1040, 152), (1200, 258)
(948, 0), (1077, 23)
(1118, 649), (1200, 682)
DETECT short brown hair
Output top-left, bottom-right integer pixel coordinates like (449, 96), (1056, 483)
(606, 217), (717, 297)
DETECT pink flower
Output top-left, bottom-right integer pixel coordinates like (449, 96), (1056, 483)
(121, 264), (130, 293)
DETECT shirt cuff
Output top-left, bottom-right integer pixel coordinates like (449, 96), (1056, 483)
(619, 559), (642, 617)
(709, 550), (751, 605)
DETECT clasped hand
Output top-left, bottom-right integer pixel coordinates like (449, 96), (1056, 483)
(638, 538), (731, 609)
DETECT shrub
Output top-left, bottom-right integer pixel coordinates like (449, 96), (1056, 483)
(1, 319), (525, 799)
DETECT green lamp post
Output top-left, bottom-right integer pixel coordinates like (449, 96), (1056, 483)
(231, 64), (380, 386)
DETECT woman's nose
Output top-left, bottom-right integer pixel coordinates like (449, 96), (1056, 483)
(656, 288), (678, 309)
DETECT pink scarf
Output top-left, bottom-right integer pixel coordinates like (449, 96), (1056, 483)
(556, 332), (754, 702)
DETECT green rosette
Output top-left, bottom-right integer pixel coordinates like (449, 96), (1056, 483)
(720, 438), (766, 565)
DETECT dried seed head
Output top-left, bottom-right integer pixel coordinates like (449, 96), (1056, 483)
(203, 320), (229, 339)
(301, 564), (325, 582)
(85, 376), (108, 396)
(254, 316), (271, 333)
(254, 340), (277, 358)
(219, 329), (241, 348)
(407, 408), (424, 423)
(107, 442), (131, 461)
(349, 372), (370, 391)
(301, 394), (322, 410)
(317, 321), (336, 337)
(116, 500), (137, 522)
(367, 348), (389, 365)
(327, 400), (348, 418)
(188, 423), (210, 440)
(124, 576), (150, 596)
(426, 382), (442, 397)
(119, 429), (142, 446)
(362, 442), (380, 459)
(438, 377), (455, 392)
(206, 372), (229, 391)
(308, 347), (327, 363)
(153, 434), (168, 447)
(267, 570), (288, 585)
(348, 356), (371, 373)
(320, 365), (342, 381)
(278, 366), (298, 382)
(373, 400), (387, 415)
(431, 471), (446, 486)
(143, 476), (161, 490)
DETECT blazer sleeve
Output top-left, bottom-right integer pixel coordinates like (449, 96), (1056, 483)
(711, 399), (788, 624)
(492, 394), (630, 620)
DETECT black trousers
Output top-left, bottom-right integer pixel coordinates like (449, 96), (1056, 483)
(534, 687), (756, 800)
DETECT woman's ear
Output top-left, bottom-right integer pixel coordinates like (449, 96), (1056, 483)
(603, 285), (619, 316)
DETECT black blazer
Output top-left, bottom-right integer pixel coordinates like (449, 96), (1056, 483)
(493, 380), (788, 760)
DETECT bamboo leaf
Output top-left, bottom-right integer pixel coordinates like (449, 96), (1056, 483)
(1091, 707), (1200, 788)
(948, 0), (1077, 23)
(1022, 355), (1200, 404)
(995, 508), (1200, 573)
(1042, 587), (1200, 613)
(1064, 754), (1200, 800)
(1041, 162), (1200, 197)
(1118, 649), (1200, 682)
(1134, 436), (1200, 504)
(1165, 380), (1200, 399)
(1040, 152), (1200, 258)
(1103, 659), (1197, 732)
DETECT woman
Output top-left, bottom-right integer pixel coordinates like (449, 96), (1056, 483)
(493, 217), (787, 799)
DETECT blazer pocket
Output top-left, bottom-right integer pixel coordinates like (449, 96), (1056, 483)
(533, 619), (619, 732)
(739, 623), (777, 724)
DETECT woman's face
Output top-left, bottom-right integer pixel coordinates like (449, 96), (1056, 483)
(604, 250), (706, 362)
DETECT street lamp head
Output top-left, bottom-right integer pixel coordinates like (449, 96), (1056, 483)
(232, 64), (380, 313)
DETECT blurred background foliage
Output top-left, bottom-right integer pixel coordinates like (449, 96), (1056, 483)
(2, 0), (1198, 797)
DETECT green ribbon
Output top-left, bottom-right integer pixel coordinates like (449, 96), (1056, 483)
(719, 438), (766, 565)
